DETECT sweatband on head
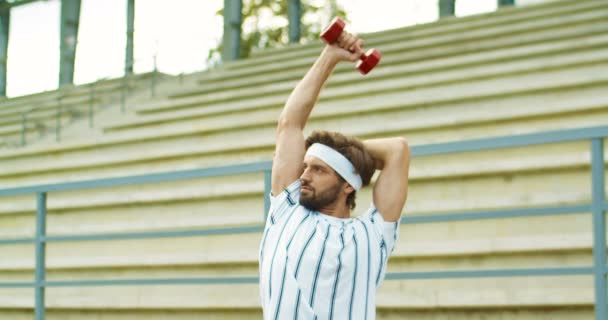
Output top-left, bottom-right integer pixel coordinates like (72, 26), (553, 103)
(305, 143), (363, 191)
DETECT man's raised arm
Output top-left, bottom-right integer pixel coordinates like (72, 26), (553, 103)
(363, 138), (411, 222)
(272, 38), (363, 196)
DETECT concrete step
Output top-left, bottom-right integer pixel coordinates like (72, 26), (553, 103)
(0, 213), (595, 296)
(0, 81), (127, 118)
(242, 0), (602, 61)
(0, 243), (593, 289)
(0, 60), (605, 183)
(0, 122), (44, 138)
(182, 3), (606, 93)
(159, 21), (601, 104)
(145, 13), (608, 113)
(105, 36), (608, 132)
(0, 307), (593, 320)
(0, 274), (591, 309)
(0, 163), (603, 245)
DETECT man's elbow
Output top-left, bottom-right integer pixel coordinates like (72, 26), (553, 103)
(277, 115), (302, 132)
(392, 137), (411, 169)
(395, 137), (410, 157)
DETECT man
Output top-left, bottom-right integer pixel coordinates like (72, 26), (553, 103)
(259, 30), (410, 320)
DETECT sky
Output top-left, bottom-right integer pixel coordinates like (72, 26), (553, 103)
(6, 0), (555, 97)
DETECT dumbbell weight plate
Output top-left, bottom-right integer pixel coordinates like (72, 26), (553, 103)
(356, 49), (381, 75)
(320, 17), (346, 44)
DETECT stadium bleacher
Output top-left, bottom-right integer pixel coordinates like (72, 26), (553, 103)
(0, 0), (607, 318)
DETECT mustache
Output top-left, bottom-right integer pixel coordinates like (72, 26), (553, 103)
(301, 181), (313, 189)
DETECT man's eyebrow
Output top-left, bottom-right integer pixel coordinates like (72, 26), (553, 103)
(312, 164), (328, 171)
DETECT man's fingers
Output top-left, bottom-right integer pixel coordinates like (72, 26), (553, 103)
(330, 31), (366, 63)
(339, 32), (362, 51)
(345, 36), (358, 52)
(338, 32), (350, 49)
(351, 38), (364, 56)
(348, 51), (360, 62)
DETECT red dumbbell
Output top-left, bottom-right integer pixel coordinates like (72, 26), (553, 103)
(320, 17), (381, 75)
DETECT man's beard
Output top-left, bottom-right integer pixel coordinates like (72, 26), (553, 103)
(299, 181), (343, 211)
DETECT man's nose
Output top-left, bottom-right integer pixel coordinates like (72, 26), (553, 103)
(300, 168), (311, 182)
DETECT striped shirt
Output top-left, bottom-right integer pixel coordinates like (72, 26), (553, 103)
(259, 179), (400, 320)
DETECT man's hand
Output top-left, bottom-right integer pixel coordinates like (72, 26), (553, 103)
(322, 31), (365, 64)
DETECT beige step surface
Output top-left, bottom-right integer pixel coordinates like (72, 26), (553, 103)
(105, 40), (608, 132)
(242, 0), (603, 61)
(0, 62), (606, 182)
(184, 5), (607, 92)
(0, 276), (593, 309)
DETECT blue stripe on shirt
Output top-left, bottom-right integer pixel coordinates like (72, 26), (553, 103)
(329, 230), (345, 319)
(360, 219), (371, 319)
(274, 211), (312, 320)
(268, 204), (298, 299)
(376, 240), (386, 286)
(348, 231), (358, 320)
(294, 222), (319, 319)
(287, 211), (311, 250)
(310, 223), (331, 308)
(260, 196), (292, 265)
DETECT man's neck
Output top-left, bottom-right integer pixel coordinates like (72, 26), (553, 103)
(318, 203), (351, 219)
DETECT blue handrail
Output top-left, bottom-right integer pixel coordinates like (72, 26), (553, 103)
(0, 125), (606, 320)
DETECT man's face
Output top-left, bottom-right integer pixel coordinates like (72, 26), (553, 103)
(299, 156), (344, 211)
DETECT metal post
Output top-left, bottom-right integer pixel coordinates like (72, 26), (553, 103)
(591, 138), (607, 320)
(35, 192), (47, 320)
(264, 170), (271, 220)
(56, 96), (62, 142)
(498, 0), (515, 6)
(439, 0), (455, 18)
(151, 54), (157, 97)
(21, 113), (26, 146)
(287, 0), (301, 44)
(59, 0), (81, 86)
(121, 75), (126, 113)
(125, 0), (134, 74)
(222, 0), (242, 61)
(88, 83), (95, 128)
(0, 1), (9, 97)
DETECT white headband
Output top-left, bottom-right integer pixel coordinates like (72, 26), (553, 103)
(305, 143), (363, 191)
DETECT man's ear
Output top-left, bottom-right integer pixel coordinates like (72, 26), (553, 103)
(343, 183), (354, 196)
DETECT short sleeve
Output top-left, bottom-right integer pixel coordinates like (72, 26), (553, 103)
(266, 179), (301, 225)
(361, 203), (401, 288)
(362, 203), (400, 255)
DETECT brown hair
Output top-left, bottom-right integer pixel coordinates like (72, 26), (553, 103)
(305, 130), (376, 210)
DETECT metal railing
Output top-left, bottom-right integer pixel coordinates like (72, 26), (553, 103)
(18, 56), (161, 147)
(0, 125), (606, 319)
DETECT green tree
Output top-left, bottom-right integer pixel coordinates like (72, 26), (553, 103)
(207, 0), (347, 67)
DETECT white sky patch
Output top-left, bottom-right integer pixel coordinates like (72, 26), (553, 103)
(456, 0), (497, 16)
(132, 0), (223, 75)
(343, 0), (439, 33)
(6, 0), (60, 97)
(74, 0), (126, 84)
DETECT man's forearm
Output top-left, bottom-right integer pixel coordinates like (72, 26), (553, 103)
(278, 50), (338, 130)
(363, 137), (410, 170)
